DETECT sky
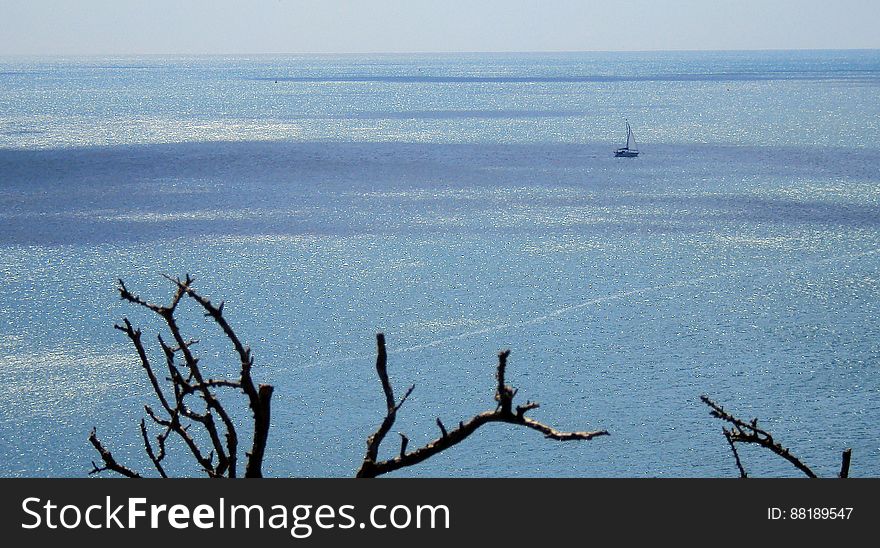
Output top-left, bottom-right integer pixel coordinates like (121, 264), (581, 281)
(1, 0), (879, 56)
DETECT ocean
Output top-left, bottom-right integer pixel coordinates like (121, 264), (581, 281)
(0, 50), (878, 477)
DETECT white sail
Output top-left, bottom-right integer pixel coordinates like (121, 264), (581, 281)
(626, 122), (637, 151)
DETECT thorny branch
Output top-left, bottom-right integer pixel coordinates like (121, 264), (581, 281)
(88, 275), (273, 478)
(701, 395), (852, 478)
(357, 334), (609, 478)
(722, 429), (747, 479)
(88, 428), (141, 478)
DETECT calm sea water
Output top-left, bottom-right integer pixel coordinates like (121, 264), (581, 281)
(1, 51), (878, 477)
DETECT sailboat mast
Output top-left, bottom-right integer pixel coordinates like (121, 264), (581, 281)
(614, 119), (639, 157)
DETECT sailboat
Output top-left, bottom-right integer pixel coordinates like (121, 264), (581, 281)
(614, 120), (639, 157)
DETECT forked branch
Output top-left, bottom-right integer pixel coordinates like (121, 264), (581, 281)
(88, 275), (273, 478)
(88, 428), (141, 478)
(357, 334), (609, 478)
(701, 395), (851, 478)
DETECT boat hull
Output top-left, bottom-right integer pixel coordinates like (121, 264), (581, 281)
(614, 148), (639, 158)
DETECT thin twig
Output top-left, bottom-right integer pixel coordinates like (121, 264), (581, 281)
(722, 428), (748, 478)
(88, 428), (141, 478)
(140, 419), (168, 478)
(701, 395), (817, 478)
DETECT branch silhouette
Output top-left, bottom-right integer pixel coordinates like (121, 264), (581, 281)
(357, 334), (609, 478)
(89, 275), (273, 478)
(701, 395), (852, 478)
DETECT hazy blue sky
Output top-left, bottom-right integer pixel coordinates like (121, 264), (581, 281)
(1, 0), (879, 55)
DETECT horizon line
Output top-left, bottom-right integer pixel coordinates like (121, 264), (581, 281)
(2, 47), (879, 58)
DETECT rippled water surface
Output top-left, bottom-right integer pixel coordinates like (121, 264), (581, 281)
(1, 51), (878, 477)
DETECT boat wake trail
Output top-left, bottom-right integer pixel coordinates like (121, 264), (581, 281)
(296, 275), (716, 371)
(296, 246), (879, 371)
(387, 275), (715, 356)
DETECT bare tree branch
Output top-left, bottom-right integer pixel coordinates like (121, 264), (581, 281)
(701, 395), (817, 478)
(140, 419), (168, 478)
(357, 334), (609, 478)
(839, 448), (852, 479)
(89, 276), (273, 478)
(88, 428), (141, 478)
(245, 383), (274, 478)
(398, 432), (409, 458)
(114, 318), (173, 415)
(362, 333), (402, 468)
(722, 428), (747, 478)
(144, 404), (215, 476)
(167, 275), (273, 478)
